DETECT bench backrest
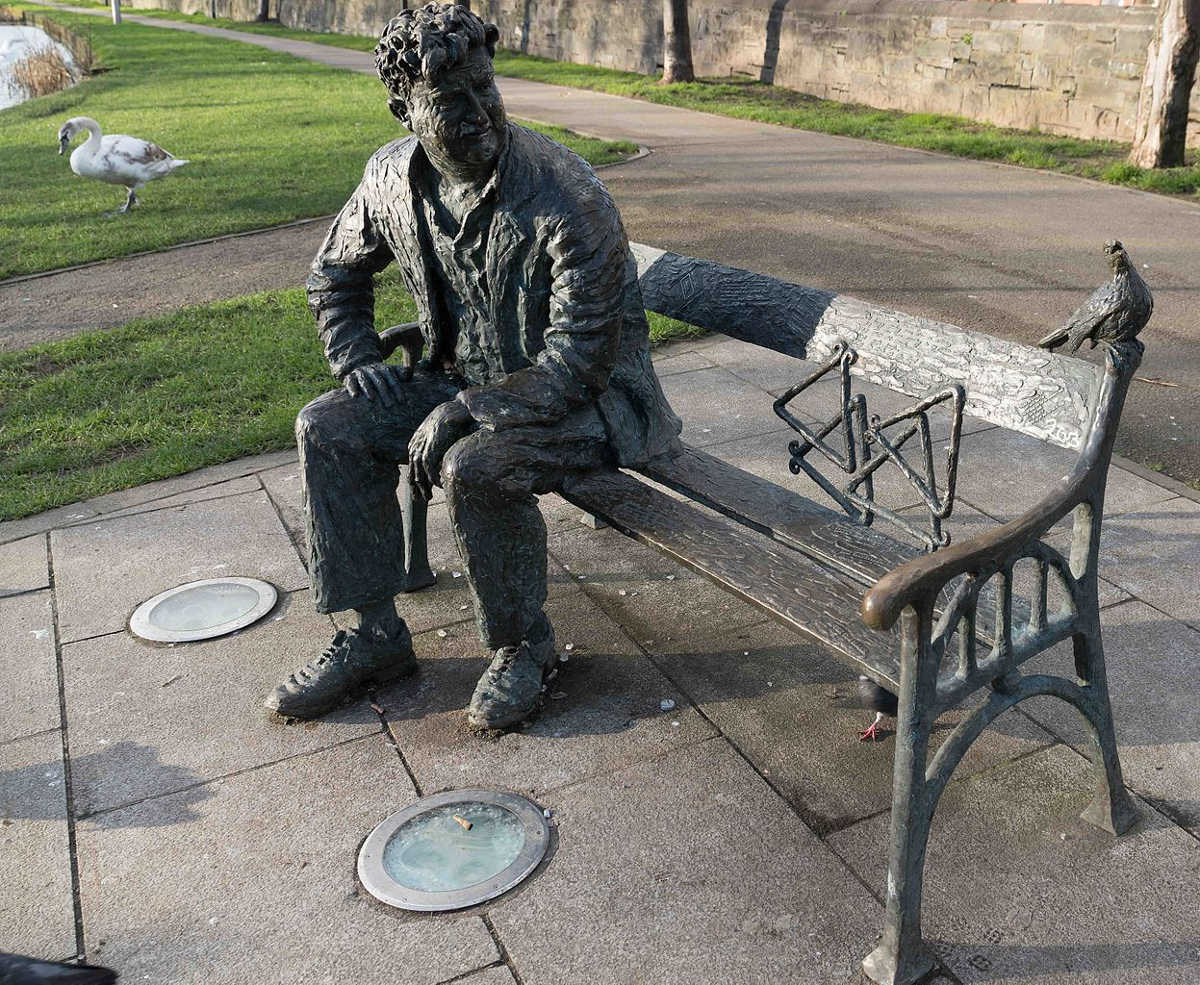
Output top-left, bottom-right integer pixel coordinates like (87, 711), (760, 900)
(633, 244), (1106, 452)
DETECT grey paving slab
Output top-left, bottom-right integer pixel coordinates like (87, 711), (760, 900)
(0, 504), (99, 547)
(100, 474), (262, 521)
(954, 428), (1177, 523)
(73, 450), (296, 520)
(828, 744), (1200, 985)
(1019, 600), (1200, 839)
(652, 618), (1054, 834)
(648, 346), (715, 378)
(490, 736), (887, 985)
(693, 338), (818, 393)
(658, 367), (780, 447)
(62, 589), (383, 817)
(51, 491), (308, 644)
(0, 534), (48, 598)
(380, 591), (715, 798)
(547, 522), (764, 647)
(77, 735), (500, 985)
(0, 591), (59, 743)
(0, 731), (75, 960)
(1075, 497), (1200, 628)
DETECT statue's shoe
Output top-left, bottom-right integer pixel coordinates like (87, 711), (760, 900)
(467, 638), (558, 730)
(265, 625), (415, 720)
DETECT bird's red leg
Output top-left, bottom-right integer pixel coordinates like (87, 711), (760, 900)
(859, 711), (884, 742)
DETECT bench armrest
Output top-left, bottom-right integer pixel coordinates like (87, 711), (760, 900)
(861, 467), (1091, 632)
(861, 342), (1143, 633)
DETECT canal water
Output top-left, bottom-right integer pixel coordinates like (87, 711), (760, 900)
(0, 24), (80, 110)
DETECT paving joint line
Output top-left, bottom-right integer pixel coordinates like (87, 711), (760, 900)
(433, 961), (509, 985)
(259, 475), (307, 570)
(0, 585), (52, 603)
(59, 481), (271, 530)
(480, 913), (526, 985)
(377, 710), (424, 798)
(75, 730), (381, 822)
(0, 725), (62, 748)
(45, 530), (88, 961)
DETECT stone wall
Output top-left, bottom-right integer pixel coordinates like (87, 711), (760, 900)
(477, 0), (1199, 146)
(125, 0), (1200, 146)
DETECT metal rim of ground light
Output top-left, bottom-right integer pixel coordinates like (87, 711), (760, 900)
(357, 788), (551, 912)
(128, 577), (278, 643)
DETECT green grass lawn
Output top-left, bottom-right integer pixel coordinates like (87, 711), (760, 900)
(0, 274), (699, 520)
(63, 4), (1200, 199)
(0, 4), (635, 279)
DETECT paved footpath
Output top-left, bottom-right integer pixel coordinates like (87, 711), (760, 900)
(6, 6), (1200, 482)
(3, 338), (1200, 984)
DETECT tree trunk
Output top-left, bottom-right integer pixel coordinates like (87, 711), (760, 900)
(255, 0), (268, 21)
(1129, 0), (1200, 168)
(110, 0), (121, 24)
(662, 0), (694, 84)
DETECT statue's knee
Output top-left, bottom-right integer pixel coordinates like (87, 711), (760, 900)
(295, 392), (343, 448)
(440, 439), (493, 495)
(294, 403), (322, 446)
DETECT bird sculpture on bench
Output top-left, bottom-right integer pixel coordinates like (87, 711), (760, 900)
(57, 116), (189, 217)
(1037, 241), (1152, 353)
(0, 952), (116, 985)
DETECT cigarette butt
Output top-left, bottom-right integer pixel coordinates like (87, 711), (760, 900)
(453, 814), (473, 830)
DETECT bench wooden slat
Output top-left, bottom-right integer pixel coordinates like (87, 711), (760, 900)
(638, 445), (921, 587)
(560, 467), (903, 691)
(638, 444), (1029, 646)
(632, 243), (1104, 451)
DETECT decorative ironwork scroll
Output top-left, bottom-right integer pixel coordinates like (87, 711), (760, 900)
(773, 341), (965, 551)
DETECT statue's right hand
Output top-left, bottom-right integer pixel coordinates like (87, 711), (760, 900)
(343, 363), (406, 408)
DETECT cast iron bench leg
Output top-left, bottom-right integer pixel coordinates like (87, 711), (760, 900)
(862, 607), (939, 985)
(1073, 625), (1138, 835)
(399, 467), (436, 592)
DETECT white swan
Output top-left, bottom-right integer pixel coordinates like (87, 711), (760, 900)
(57, 116), (189, 215)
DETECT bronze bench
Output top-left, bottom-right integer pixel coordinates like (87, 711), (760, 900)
(388, 243), (1147, 985)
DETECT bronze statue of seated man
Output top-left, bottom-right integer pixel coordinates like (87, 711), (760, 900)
(267, 2), (681, 729)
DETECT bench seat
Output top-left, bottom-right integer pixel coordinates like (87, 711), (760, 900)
(560, 461), (906, 690)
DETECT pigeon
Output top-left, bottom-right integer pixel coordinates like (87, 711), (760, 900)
(853, 676), (898, 743)
(0, 953), (116, 985)
(1037, 241), (1152, 354)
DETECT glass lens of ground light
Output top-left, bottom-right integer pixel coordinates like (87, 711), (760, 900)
(128, 578), (278, 643)
(147, 582), (261, 632)
(358, 790), (551, 911)
(383, 803), (526, 892)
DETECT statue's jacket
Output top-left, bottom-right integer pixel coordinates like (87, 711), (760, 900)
(307, 123), (683, 467)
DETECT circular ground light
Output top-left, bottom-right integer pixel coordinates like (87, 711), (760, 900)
(358, 789), (551, 912)
(129, 577), (278, 643)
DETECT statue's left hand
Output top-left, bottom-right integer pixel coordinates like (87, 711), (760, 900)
(408, 400), (476, 502)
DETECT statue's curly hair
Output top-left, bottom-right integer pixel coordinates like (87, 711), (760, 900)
(374, 3), (500, 121)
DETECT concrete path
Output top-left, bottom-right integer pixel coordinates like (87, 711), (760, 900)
(6, 7), (1200, 483)
(4, 339), (1200, 984)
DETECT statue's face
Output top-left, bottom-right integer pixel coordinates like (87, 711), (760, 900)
(406, 46), (506, 171)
